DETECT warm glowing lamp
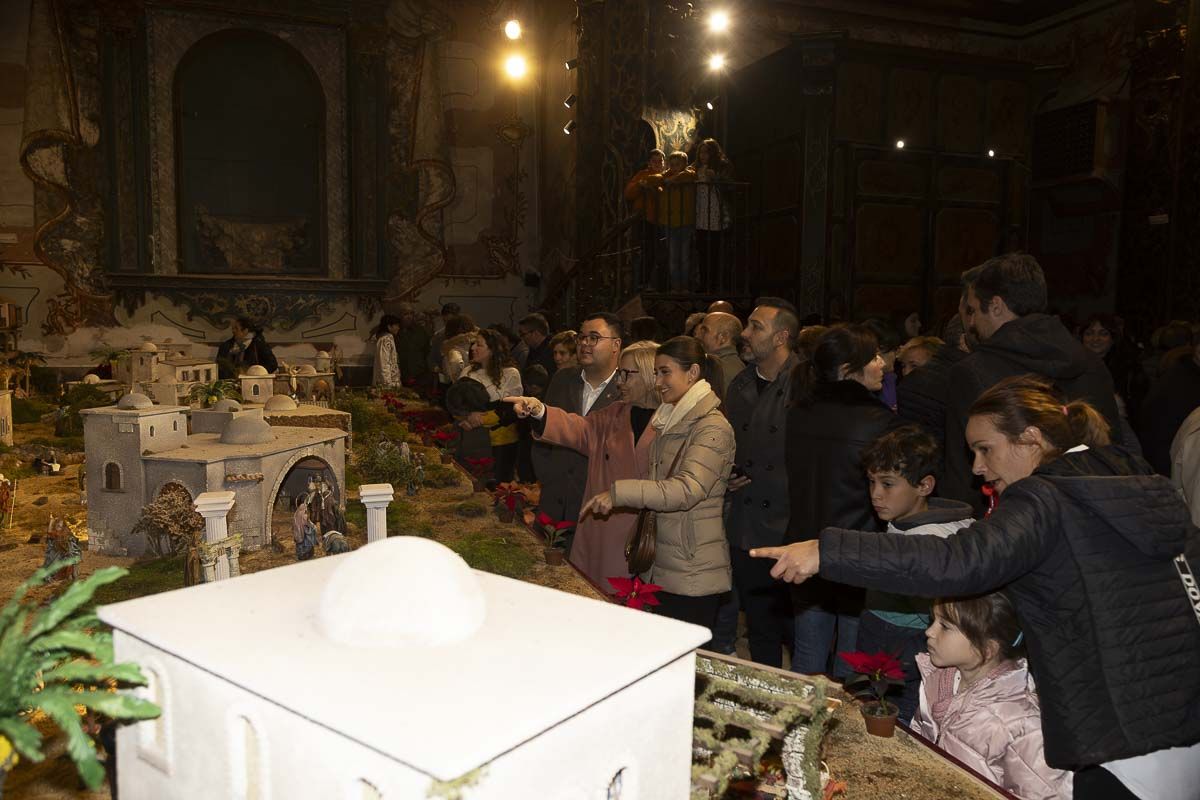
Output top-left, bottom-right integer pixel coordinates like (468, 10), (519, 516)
(504, 54), (528, 79)
(708, 53), (726, 71)
(709, 11), (730, 33)
(504, 19), (522, 39)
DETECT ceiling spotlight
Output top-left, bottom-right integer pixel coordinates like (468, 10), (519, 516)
(563, 93), (577, 108)
(708, 53), (726, 71)
(563, 120), (577, 135)
(708, 10), (731, 33)
(565, 58), (578, 71)
(504, 54), (528, 79)
(504, 19), (522, 40)
(895, 139), (905, 149)
(705, 98), (717, 111)
(987, 148), (996, 158)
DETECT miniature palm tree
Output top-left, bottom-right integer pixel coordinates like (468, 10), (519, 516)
(0, 559), (160, 791)
(8, 351), (46, 397)
(188, 379), (241, 408)
(87, 344), (129, 379)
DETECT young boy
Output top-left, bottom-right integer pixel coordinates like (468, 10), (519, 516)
(855, 424), (974, 722)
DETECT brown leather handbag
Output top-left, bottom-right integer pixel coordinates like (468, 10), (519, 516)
(625, 440), (688, 575)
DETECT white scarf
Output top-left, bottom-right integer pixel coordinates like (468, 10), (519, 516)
(650, 379), (714, 436)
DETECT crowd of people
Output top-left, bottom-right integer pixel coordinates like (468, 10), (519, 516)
(370, 252), (1199, 800)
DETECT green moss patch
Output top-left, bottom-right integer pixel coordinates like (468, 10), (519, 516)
(447, 531), (535, 580)
(91, 555), (187, 607)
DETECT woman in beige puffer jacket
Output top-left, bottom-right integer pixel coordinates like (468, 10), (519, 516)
(581, 336), (734, 633)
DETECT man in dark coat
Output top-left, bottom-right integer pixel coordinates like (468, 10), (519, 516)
(1138, 340), (1200, 476)
(217, 317), (278, 379)
(896, 324), (967, 450)
(531, 313), (623, 550)
(518, 313), (558, 381)
(943, 255), (1120, 507)
(393, 303), (431, 382)
(722, 298), (799, 666)
(695, 311), (746, 397)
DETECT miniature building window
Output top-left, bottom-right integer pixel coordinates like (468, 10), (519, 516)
(252, 384), (260, 396)
(104, 462), (122, 491)
(231, 715), (266, 800)
(173, 420), (179, 431)
(205, 369), (213, 381)
(137, 665), (171, 774)
(149, 425), (155, 437)
(118, 422), (135, 433)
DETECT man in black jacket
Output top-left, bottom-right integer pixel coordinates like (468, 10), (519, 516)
(518, 313), (557, 378)
(531, 313), (623, 551)
(942, 255), (1120, 507)
(217, 317), (278, 379)
(722, 298), (800, 666)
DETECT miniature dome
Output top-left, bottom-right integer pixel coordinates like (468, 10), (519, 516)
(218, 415), (274, 445)
(297, 364), (317, 376)
(263, 394), (298, 411)
(316, 350), (330, 358)
(212, 398), (242, 412)
(116, 392), (153, 410)
(138, 341), (158, 352)
(243, 365), (270, 377)
(82, 374), (101, 385)
(317, 538), (486, 648)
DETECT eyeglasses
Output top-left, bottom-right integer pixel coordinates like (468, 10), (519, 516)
(615, 368), (639, 384)
(579, 333), (618, 346)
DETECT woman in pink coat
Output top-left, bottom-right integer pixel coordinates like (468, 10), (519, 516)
(911, 592), (1072, 800)
(504, 342), (661, 592)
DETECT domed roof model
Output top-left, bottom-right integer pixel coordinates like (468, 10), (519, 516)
(263, 394), (298, 411)
(211, 398), (242, 412)
(82, 373), (101, 385)
(244, 364), (270, 377)
(138, 341), (158, 352)
(218, 415), (274, 445)
(116, 392), (153, 410)
(297, 364), (317, 375)
(315, 350), (330, 358)
(317, 538), (486, 648)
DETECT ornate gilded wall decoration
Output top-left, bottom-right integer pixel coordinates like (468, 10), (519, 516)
(20, 0), (115, 335)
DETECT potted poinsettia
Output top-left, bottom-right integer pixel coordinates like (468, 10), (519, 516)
(0, 558), (161, 795)
(492, 483), (531, 523)
(607, 577), (662, 610)
(839, 651), (906, 737)
(535, 511), (574, 565)
(431, 429), (458, 464)
(463, 457), (495, 492)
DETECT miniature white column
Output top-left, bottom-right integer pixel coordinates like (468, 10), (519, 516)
(359, 484), (394, 543)
(195, 491), (237, 581)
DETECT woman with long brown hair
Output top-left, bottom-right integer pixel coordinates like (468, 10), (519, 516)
(756, 375), (1200, 799)
(459, 328), (522, 482)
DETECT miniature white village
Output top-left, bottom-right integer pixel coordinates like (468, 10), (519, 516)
(81, 362), (349, 557)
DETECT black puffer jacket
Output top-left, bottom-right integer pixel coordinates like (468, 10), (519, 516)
(785, 380), (897, 543)
(896, 343), (966, 450)
(820, 446), (1200, 770)
(943, 314), (1121, 509)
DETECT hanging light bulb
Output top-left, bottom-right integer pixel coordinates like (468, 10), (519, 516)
(708, 53), (726, 71)
(504, 54), (528, 79)
(708, 11), (731, 33)
(504, 19), (522, 40)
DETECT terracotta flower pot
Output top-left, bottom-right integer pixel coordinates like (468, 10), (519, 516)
(497, 507), (516, 524)
(861, 703), (899, 738)
(472, 479), (485, 493)
(544, 547), (566, 566)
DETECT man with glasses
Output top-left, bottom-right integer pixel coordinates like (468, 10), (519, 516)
(518, 313), (556, 377)
(532, 312), (624, 550)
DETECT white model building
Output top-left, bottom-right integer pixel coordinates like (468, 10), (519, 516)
(81, 392), (346, 556)
(99, 538), (709, 800)
(112, 342), (220, 405)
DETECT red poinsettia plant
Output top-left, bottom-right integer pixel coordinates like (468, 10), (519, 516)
(535, 511), (574, 549)
(492, 482), (532, 512)
(607, 577), (662, 610)
(839, 651), (906, 717)
(464, 456), (495, 478)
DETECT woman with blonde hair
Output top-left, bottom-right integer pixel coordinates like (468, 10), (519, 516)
(505, 341), (661, 590)
(549, 330), (579, 373)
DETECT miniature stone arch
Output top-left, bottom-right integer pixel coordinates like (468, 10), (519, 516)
(264, 449), (340, 545)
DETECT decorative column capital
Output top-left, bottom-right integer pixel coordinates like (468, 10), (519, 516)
(194, 491), (236, 518)
(358, 483), (394, 509)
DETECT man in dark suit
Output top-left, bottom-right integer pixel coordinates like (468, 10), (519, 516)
(531, 312), (624, 551)
(518, 313), (558, 377)
(943, 254), (1120, 508)
(217, 317), (278, 379)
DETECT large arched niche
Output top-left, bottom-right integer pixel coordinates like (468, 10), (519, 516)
(174, 29), (325, 276)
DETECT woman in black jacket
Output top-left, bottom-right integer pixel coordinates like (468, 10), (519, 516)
(757, 375), (1200, 799)
(786, 324), (897, 676)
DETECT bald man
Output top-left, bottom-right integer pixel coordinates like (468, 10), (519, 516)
(695, 311), (746, 395)
(708, 300), (736, 314)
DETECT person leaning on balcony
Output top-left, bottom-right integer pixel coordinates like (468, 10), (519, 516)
(693, 138), (735, 293)
(625, 149), (666, 290)
(661, 151), (697, 293)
